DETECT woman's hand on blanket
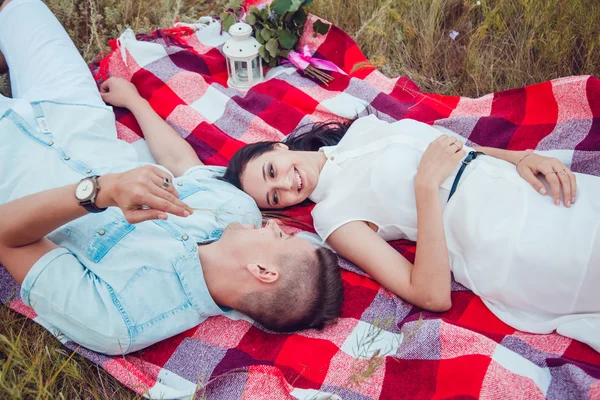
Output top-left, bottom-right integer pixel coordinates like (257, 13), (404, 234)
(96, 166), (191, 223)
(516, 154), (577, 207)
(99, 77), (143, 109)
(416, 135), (466, 188)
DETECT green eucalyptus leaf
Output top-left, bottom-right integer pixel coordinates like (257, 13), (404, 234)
(245, 13), (256, 25)
(261, 28), (273, 41)
(289, 0), (303, 12)
(226, 0), (243, 11)
(256, 32), (266, 44)
(266, 38), (279, 57)
(269, 58), (278, 67)
(278, 29), (297, 49)
(313, 20), (331, 36)
(258, 45), (267, 59)
(272, 0), (293, 15)
(293, 7), (307, 25)
(222, 14), (236, 32)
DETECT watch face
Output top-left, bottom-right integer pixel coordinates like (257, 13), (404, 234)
(76, 179), (95, 201)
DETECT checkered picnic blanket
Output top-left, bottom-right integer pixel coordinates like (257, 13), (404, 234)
(1, 12), (600, 399)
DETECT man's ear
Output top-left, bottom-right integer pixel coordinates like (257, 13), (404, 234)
(273, 143), (289, 151)
(246, 263), (279, 284)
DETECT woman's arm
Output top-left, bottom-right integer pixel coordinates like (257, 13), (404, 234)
(474, 146), (577, 207)
(0, 166), (190, 284)
(327, 135), (467, 311)
(100, 78), (203, 177)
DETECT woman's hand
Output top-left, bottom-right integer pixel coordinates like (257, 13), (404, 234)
(99, 77), (144, 110)
(516, 153), (577, 207)
(416, 135), (466, 189)
(97, 165), (191, 224)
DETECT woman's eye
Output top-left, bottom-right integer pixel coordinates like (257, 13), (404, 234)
(269, 165), (275, 178)
(273, 192), (279, 205)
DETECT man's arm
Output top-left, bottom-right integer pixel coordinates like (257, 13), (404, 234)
(0, 166), (190, 284)
(100, 78), (204, 177)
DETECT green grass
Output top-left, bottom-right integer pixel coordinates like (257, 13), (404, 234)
(1, 0), (600, 398)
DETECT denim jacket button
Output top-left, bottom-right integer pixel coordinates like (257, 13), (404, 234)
(48, 141), (54, 146)
(182, 235), (189, 241)
(177, 182), (183, 186)
(98, 230), (106, 236)
(64, 156), (70, 160)
(86, 169), (92, 174)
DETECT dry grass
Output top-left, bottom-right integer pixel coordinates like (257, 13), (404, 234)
(1, 0), (600, 398)
(0, 306), (143, 399)
(309, 0), (600, 96)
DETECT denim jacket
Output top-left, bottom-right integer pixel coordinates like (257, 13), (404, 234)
(2, 100), (261, 354)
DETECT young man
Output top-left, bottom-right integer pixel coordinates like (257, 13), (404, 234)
(0, 0), (343, 355)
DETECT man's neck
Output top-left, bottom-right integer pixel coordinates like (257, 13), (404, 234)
(197, 241), (241, 309)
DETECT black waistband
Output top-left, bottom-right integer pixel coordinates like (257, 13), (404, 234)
(448, 151), (485, 200)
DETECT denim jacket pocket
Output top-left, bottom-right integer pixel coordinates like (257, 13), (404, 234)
(176, 179), (205, 200)
(117, 265), (190, 330)
(87, 218), (135, 263)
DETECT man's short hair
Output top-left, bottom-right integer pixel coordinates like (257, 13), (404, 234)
(239, 247), (344, 332)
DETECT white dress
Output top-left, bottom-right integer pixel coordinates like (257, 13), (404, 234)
(309, 115), (600, 352)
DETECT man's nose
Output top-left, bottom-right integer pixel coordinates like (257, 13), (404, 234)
(266, 219), (282, 233)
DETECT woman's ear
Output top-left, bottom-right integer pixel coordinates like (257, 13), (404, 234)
(246, 263), (279, 284)
(273, 143), (289, 151)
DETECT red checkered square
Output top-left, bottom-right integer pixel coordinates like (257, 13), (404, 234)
(192, 315), (253, 349)
(275, 335), (339, 388)
(236, 326), (291, 363)
(512, 331), (572, 356)
(240, 115), (286, 143)
(243, 365), (295, 400)
(323, 349), (386, 399)
(10, 299), (37, 319)
(522, 81), (559, 126)
(436, 354), (491, 398)
(457, 297), (516, 340)
(165, 71), (210, 105)
(167, 105), (207, 133)
(440, 321), (498, 359)
(552, 76), (594, 122)
(103, 358), (158, 394)
(298, 317), (359, 348)
(479, 360), (545, 400)
(380, 358), (439, 399)
(340, 273), (380, 320)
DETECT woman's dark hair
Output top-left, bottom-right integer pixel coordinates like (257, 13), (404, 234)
(220, 120), (353, 193)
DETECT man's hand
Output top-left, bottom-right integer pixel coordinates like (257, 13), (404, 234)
(97, 166), (192, 224)
(99, 77), (144, 109)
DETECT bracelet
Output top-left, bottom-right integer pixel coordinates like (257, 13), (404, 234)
(515, 149), (534, 168)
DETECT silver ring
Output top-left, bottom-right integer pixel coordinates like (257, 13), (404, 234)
(162, 176), (170, 188)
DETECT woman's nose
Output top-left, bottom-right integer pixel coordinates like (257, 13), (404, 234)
(277, 176), (293, 191)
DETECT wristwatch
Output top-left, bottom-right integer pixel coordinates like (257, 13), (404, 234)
(75, 176), (107, 213)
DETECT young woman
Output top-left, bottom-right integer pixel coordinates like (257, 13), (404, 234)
(222, 114), (600, 351)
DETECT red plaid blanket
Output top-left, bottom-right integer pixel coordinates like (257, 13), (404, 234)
(2, 14), (600, 400)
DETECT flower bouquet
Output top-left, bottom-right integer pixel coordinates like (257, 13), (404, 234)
(220, 0), (345, 85)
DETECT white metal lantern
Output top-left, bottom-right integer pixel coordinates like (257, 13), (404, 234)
(223, 22), (264, 90)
